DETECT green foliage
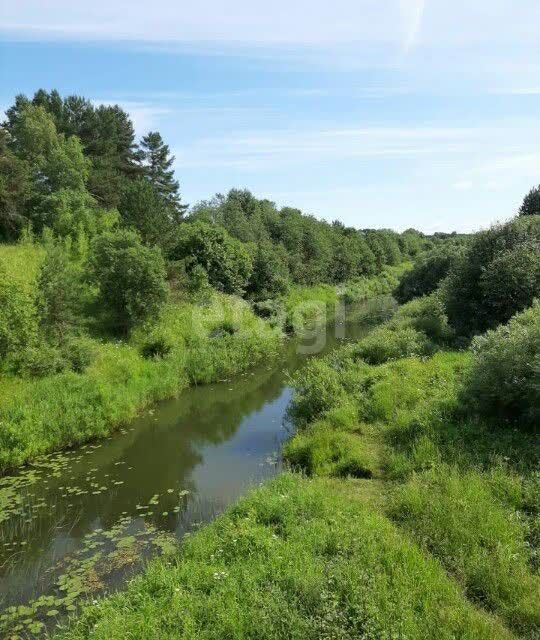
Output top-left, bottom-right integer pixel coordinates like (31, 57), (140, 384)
(89, 230), (168, 332)
(11, 341), (68, 377)
(139, 131), (186, 217)
(353, 324), (435, 365)
(0, 128), (33, 239)
(246, 241), (290, 300)
(389, 467), (540, 632)
(190, 190), (415, 286)
(60, 335), (97, 373)
(284, 421), (374, 478)
(519, 184), (540, 216)
(118, 178), (178, 253)
(5, 90), (142, 209)
(286, 337), (538, 635)
(0, 263), (38, 367)
(172, 221), (252, 295)
(54, 474), (511, 640)
(443, 215), (540, 336)
(462, 302), (540, 429)
(392, 293), (453, 343)
(39, 189), (118, 238)
(36, 243), (85, 339)
(394, 243), (464, 303)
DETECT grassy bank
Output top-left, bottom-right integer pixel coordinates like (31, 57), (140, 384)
(0, 292), (282, 472)
(56, 473), (511, 640)
(53, 297), (539, 640)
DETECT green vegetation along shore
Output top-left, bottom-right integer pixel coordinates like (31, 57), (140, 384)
(54, 212), (539, 640)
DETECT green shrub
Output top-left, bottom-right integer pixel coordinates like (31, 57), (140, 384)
(140, 335), (173, 360)
(89, 229), (168, 333)
(284, 422), (373, 478)
(12, 341), (68, 377)
(394, 244), (464, 303)
(61, 335), (98, 373)
(172, 221), (252, 295)
(37, 242), (86, 339)
(462, 301), (540, 428)
(392, 293), (453, 343)
(288, 357), (350, 425)
(353, 325), (434, 365)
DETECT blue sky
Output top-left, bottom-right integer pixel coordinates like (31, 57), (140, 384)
(1, 1), (539, 232)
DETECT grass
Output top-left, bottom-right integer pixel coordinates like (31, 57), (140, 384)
(283, 340), (540, 637)
(55, 474), (512, 640)
(0, 293), (282, 472)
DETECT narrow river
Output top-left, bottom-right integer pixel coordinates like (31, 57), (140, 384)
(0, 297), (394, 636)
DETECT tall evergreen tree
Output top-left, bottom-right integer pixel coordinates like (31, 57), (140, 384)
(140, 131), (186, 219)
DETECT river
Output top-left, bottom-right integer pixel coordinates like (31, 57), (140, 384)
(0, 296), (394, 637)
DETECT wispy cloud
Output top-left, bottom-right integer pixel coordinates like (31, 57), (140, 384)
(173, 124), (494, 170)
(399, 0), (426, 54)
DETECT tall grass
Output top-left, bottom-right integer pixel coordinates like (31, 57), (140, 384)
(55, 474), (511, 640)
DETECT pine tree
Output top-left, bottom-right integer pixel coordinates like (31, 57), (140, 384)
(140, 131), (186, 219)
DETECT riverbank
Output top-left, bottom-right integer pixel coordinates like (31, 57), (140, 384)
(0, 293), (283, 473)
(54, 298), (539, 640)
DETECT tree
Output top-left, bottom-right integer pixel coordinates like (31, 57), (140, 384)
(0, 128), (33, 239)
(140, 131), (185, 219)
(118, 178), (178, 253)
(442, 216), (540, 336)
(4, 91), (142, 209)
(89, 230), (168, 333)
(519, 185), (540, 217)
(172, 221), (252, 295)
(394, 244), (464, 303)
(247, 241), (290, 300)
(37, 243), (84, 340)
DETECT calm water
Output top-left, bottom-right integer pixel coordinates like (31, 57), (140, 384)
(0, 297), (394, 636)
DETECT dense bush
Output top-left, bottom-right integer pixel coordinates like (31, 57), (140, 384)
(442, 215), (540, 336)
(11, 341), (68, 377)
(89, 229), (168, 333)
(462, 302), (539, 429)
(172, 221), (252, 295)
(392, 293), (453, 343)
(246, 241), (290, 300)
(394, 244), (464, 303)
(353, 325), (435, 365)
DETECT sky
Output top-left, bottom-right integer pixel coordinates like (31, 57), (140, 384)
(1, 1), (539, 233)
